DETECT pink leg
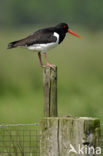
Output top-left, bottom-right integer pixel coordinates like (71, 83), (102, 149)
(38, 52), (44, 67)
(43, 53), (55, 69)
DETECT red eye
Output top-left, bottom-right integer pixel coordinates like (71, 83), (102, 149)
(64, 25), (67, 28)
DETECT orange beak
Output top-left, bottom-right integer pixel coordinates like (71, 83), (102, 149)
(68, 29), (82, 38)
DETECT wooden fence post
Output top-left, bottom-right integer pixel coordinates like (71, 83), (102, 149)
(40, 117), (101, 156)
(43, 66), (57, 117)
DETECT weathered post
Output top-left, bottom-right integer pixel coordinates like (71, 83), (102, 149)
(43, 66), (57, 117)
(40, 117), (101, 156)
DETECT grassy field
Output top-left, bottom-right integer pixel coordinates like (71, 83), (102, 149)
(0, 28), (103, 124)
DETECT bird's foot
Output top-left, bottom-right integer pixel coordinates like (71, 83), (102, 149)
(46, 63), (56, 69)
(41, 64), (45, 68)
(40, 63), (56, 69)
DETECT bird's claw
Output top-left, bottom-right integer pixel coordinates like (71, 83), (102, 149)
(41, 64), (46, 68)
(46, 63), (56, 69)
(41, 63), (56, 69)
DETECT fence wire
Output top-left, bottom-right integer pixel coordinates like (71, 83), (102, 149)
(0, 123), (40, 156)
(0, 122), (103, 156)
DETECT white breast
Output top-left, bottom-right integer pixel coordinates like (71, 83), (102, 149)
(27, 32), (59, 53)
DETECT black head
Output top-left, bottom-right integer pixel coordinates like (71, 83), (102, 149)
(55, 23), (69, 33)
(55, 22), (81, 39)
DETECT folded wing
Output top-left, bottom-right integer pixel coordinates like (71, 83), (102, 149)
(8, 28), (57, 49)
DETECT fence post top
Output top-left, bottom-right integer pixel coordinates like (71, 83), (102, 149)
(41, 116), (100, 120)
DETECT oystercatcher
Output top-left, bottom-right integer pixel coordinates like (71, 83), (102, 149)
(8, 23), (81, 68)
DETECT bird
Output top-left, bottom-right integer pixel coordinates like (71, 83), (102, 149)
(8, 23), (81, 69)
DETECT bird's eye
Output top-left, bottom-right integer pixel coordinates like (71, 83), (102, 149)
(64, 25), (67, 28)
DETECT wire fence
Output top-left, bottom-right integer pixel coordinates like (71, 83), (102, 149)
(0, 123), (103, 156)
(0, 123), (40, 156)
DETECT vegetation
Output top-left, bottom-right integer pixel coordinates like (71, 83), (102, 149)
(0, 0), (103, 31)
(0, 29), (103, 124)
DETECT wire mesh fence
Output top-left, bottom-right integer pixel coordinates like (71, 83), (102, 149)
(0, 122), (103, 156)
(0, 123), (40, 156)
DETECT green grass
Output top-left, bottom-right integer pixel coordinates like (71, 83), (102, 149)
(0, 28), (103, 124)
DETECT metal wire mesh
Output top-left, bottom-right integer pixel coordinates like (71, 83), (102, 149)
(0, 123), (40, 156)
(0, 122), (102, 156)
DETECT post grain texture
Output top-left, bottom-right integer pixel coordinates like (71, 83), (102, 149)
(40, 117), (101, 156)
(43, 66), (57, 117)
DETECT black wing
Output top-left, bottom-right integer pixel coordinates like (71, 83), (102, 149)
(8, 28), (57, 49)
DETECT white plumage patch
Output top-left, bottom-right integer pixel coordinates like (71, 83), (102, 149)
(27, 32), (59, 53)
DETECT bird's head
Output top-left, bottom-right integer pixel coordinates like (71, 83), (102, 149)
(56, 23), (81, 38)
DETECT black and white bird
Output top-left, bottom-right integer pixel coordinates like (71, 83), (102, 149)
(8, 23), (81, 68)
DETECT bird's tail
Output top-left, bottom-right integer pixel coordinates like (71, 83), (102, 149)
(8, 40), (19, 49)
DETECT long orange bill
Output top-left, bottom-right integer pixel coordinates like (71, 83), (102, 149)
(68, 29), (82, 38)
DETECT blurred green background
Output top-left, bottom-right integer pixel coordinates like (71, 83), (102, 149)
(0, 0), (103, 124)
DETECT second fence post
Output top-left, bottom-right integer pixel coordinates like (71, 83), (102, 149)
(40, 117), (101, 156)
(43, 66), (57, 117)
